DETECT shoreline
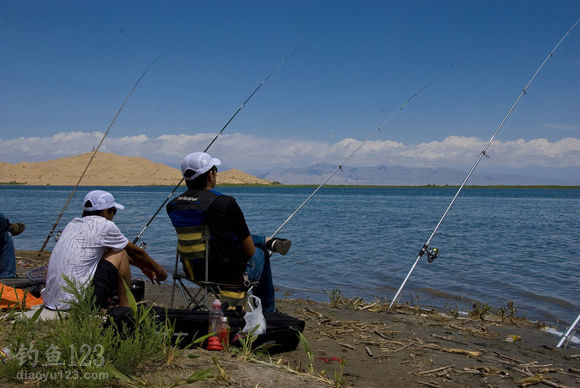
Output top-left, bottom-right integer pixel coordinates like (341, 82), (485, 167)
(2, 183), (580, 189)
(12, 248), (578, 328)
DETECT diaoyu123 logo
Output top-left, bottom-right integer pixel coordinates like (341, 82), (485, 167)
(10, 343), (105, 368)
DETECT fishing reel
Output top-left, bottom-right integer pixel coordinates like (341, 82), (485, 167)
(427, 247), (439, 263)
(419, 244), (440, 263)
(53, 230), (62, 242)
(138, 241), (148, 251)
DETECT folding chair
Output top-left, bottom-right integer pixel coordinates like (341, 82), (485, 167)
(170, 225), (255, 310)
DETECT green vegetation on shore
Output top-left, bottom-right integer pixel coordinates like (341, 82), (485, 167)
(0, 181), (27, 185)
(219, 184), (580, 189)
(1, 183), (578, 189)
(0, 279), (174, 387)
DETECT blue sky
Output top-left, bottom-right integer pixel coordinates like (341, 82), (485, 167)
(0, 1), (578, 180)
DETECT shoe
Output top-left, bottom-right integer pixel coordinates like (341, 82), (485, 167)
(266, 238), (291, 255)
(8, 223), (25, 236)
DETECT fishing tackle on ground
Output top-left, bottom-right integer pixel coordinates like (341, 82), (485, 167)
(269, 82), (432, 239)
(38, 58), (159, 254)
(389, 20), (579, 308)
(133, 50), (299, 244)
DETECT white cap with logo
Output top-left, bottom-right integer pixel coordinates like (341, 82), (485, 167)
(181, 152), (222, 180)
(83, 190), (125, 211)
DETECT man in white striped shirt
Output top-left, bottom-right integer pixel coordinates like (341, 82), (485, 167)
(42, 190), (167, 310)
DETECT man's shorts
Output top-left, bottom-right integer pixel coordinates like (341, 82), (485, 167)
(91, 259), (119, 308)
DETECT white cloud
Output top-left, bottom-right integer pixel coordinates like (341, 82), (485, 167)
(1, 132), (579, 173)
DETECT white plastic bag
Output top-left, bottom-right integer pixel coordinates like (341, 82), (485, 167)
(242, 295), (266, 335)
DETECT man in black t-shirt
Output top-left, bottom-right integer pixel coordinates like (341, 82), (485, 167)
(166, 152), (291, 312)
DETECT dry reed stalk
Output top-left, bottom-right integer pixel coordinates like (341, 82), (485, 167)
(392, 343), (413, 353)
(423, 343), (482, 357)
(416, 365), (454, 376)
(250, 358), (333, 385)
(430, 333), (469, 346)
(417, 380), (441, 387)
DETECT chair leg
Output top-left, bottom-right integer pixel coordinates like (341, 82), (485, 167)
(170, 276), (176, 308)
(170, 250), (180, 308)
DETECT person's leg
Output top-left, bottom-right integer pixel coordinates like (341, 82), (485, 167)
(246, 235), (275, 313)
(252, 234), (267, 250)
(0, 231), (16, 279)
(95, 249), (132, 307)
(91, 259), (119, 308)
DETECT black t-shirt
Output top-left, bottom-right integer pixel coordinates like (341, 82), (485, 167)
(205, 194), (251, 244)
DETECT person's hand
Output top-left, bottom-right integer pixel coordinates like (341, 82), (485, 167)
(154, 265), (168, 283)
(140, 264), (168, 285)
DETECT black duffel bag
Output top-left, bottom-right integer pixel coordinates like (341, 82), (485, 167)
(105, 305), (305, 353)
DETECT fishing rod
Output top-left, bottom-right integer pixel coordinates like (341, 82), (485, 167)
(269, 82), (432, 239)
(39, 58), (159, 254)
(133, 50), (298, 244)
(556, 312), (580, 348)
(389, 20), (579, 308)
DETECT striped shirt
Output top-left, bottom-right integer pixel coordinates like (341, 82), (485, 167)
(41, 216), (128, 310)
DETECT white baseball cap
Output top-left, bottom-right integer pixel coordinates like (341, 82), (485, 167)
(83, 190), (125, 211)
(181, 152), (222, 181)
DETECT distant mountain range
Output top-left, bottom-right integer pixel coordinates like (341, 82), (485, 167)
(260, 163), (578, 186)
(0, 152), (273, 186)
(2, 153), (576, 186)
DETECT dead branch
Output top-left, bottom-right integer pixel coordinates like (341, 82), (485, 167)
(431, 333), (469, 346)
(303, 307), (325, 319)
(416, 365), (454, 376)
(417, 380), (441, 387)
(392, 343), (413, 353)
(365, 346), (373, 357)
(250, 358), (333, 385)
(360, 302), (377, 310)
(494, 351), (525, 364)
(423, 343), (481, 357)
(374, 330), (388, 339)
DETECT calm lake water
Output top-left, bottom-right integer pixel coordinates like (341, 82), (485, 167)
(1, 185), (578, 327)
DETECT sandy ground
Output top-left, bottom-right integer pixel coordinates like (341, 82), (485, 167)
(0, 151), (272, 186)
(3, 250), (579, 387)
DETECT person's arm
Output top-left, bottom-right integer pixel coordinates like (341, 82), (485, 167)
(0, 214), (9, 232)
(124, 242), (168, 284)
(240, 235), (255, 258)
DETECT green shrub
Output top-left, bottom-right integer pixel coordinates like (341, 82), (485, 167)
(0, 277), (175, 387)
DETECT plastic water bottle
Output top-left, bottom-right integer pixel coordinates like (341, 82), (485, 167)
(208, 299), (223, 335)
(218, 316), (230, 349)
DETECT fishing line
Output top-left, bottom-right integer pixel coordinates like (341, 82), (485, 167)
(389, 20), (579, 308)
(269, 82), (432, 239)
(38, 58), (159, 254)
(133, 50), (299, 244)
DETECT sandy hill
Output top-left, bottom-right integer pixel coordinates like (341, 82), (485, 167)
(0, 152), (272, 186)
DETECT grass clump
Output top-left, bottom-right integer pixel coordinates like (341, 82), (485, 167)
(470, 302), (492, 320)
(325, 288), (343, 307)
(230, 325), (270, 361)
(298, 331), (314, 373)
(0, 277), (175, 387)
